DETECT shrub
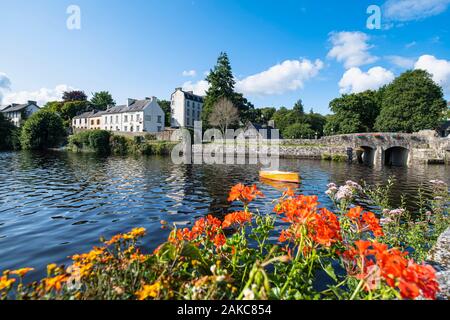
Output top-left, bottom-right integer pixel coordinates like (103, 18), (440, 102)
(88, 130), (111, 155)
(110, 135), (130, 155)
(20, 110), (66, 150)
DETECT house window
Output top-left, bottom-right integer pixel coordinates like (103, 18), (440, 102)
(97, 119), (100, 125)
(130, 126), (134, 132)
(116, 115), (119, 123)
(131, 115), (134, 122)
(110, 116), (113, 124)
(157, 126), (161, 132)
(136, 114), (140, 122)
(124, 126), (128, 132)
(91, 120), (94, 125)
(124, 115), (128, 122)
(157, 115), (162, 124)
(136, 126), (140, 132)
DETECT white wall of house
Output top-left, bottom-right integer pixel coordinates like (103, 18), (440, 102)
(3, 103), (40, 127)
(170, 88), (203, 128)
(73, 98), (165, 133)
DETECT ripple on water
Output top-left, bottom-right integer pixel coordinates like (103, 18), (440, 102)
(0, 150), (449, 280)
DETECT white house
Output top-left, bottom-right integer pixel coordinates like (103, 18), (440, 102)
(170, 88), (204, 128)
(1, 101), (40, 127)
(72, 97), (165, 133)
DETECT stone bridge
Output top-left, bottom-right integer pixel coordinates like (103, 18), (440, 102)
(317, 131), (450, 166)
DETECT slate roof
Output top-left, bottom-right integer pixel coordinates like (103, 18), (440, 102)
(174, 88), (204, 102)
(2, 101), (39, 113)
(73, 99), (154, 119)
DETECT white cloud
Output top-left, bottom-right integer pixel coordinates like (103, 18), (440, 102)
(235, 59), (324, 96)
(3, 84), (75, 106)
(383, 0), (450, 22)
(182, 70), (197, 77)
(386, 55), (416, 69)
(182, 80), (210, 96)
(0, 72), (12, 104)
(414, 54), (450, 93)
(339, 67), (395, 94)
(327, 31), (378, 69)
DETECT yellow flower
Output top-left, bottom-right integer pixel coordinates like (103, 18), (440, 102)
(0, 275), (16, 291)
(44, 274), (68, 292)
(135, 282), (161, 300)
(47, 264), (57, 274)
(11, 267), (34, 277)
(130, 227), (146, 238)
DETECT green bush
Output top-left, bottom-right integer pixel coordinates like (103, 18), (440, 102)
(0, 113), (20, 150)
(88, 130), (111, 155)
(332, 154), (347, 162)
(20, 110), (66, 150)
(321, 153), (332, 161)
(110, 135), (130, 155)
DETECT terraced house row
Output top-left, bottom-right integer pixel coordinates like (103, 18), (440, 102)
(72, 97), (166, 133)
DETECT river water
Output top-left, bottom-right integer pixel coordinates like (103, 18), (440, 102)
(0, 151), (448, 278)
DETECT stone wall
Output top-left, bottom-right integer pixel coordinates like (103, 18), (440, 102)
(427, 227), (450, 300)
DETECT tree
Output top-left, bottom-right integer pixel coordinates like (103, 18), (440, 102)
(60, 101), (90, 126)
(158, 99), (172, 127)
(202, 52), (258, 127)
(0, 113), (19, 150)
(292, 99), (305, 117)
(283, 123), (315, 139)
(63, 90), (88, 102)
(208, 98), (239, 134)
(326, 90), (381, 134)
(375, 70), (447, 133)
(20, 110), (66, 150)
(260, 107), (276, 122)
(90, 91), (115, 111)
(305, 111), (327, 137)
(202, 52), (235, 127)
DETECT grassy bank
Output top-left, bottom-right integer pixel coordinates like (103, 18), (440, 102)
(1, 179), (448, 300)
(67, 130), (177, 156)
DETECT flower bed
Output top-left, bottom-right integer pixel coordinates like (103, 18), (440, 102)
(1, 181), (448, 300)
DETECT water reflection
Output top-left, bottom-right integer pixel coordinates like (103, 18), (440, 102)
(0, 151), (448, 279)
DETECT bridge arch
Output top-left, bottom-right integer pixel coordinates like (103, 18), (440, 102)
(355, 146), (376, 166)
(383, 146), (409, 166)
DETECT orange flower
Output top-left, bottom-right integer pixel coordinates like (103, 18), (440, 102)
(222, 211), (252, 228)
(44, 274), (68, 292)
(0, 275), (16, 291)
(228, 184), (264, 204)
(362, 212), (384, 237)
(136, 282), (161, 300)
(11, 267), (34, 277)
(346, 206), (364, 220)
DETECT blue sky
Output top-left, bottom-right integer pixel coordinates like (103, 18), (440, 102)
(0, 0), (449, 115)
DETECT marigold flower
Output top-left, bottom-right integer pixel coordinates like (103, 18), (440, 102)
(47, 264), (57, 274)
(11, 267), (34, 277)
(136, 282), (161, 300)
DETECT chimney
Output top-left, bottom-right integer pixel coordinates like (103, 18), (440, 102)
(28, 100), (37, 105)
(127, 98), (136, 107)
(268, 120), (275, 128)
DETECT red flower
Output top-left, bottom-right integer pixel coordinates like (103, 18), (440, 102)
(228, 184), (264, 204)
(362, 212), (384, 237)
(222, 211), (252, 228)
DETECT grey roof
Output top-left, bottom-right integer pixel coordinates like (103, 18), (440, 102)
(2, 101), (39, 113)
(73, 99), (154, 118)
(175, 88), (204, 102)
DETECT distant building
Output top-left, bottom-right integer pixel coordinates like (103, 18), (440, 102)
(1, 101), (40, 127)
(72, 97), (165, 133)
(170, 87), (204, 128)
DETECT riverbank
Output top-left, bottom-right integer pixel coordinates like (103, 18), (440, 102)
(67, 130), (177, 156)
